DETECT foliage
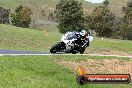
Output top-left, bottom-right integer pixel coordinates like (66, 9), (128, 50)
(119, 1), (132, 40)
(83, 15), (90, 31)
(48, 12), (54, 20)
(123, 7), (132, 24)
(55, 0), (84, 33)
(11, 5), (32, 28)
(127, 28), (132, 40)
(127, 0), (132, 7)
(41, 10), (46, 16)
(89, 5), (115, 37)
(103, 0), (109, 6)
(0, 7), (10, 24)
(117, 23), (129, 40)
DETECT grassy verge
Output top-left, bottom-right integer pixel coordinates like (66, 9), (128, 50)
(0, 55), (131, 88)
(53, 55), (131, 62)
(0, 24), (132, 54)
(88, 37), (132, 54)
(0, 24), (61, 52)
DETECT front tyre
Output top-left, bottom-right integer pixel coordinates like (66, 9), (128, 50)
(79, 42), (89, 54)
(50, 42), (64, 53)
(72, 51), (77, 54)
(79, 48), (85, 54)
(50, 43), (60, 53)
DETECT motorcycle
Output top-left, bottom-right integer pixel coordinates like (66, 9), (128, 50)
(50, 31), (93, 54)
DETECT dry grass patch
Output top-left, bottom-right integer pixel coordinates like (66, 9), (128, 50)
(95, 51), (132, 56)
(85, 49), (132, 56)
(57, 59), (132, 77)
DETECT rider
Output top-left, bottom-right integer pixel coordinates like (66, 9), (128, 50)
(79, 30), (89, 40)
(75, 30), (90, 50)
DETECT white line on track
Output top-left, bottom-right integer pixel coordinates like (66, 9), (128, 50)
(0, 54), (131, 58)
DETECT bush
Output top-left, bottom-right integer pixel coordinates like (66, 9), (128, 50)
(127, 26), (132, 40)
(0, 7), (10, 24)
(90, 6), (115, 37)
(11, 5), (32, 28)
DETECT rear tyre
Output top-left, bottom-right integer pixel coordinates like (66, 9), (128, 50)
(50, 42), (61, 53)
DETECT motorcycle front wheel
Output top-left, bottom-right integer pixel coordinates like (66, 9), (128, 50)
(50, 42), (65, 53)
(79, 48), (85, 54)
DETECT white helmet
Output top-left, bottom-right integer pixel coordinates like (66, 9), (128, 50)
(80, 30), (87, 36)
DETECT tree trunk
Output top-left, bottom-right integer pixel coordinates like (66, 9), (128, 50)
(123, 36), (125, 40)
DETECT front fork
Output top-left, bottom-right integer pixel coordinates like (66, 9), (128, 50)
(74, 39), (89, 53)
(82, 40), (89, 49)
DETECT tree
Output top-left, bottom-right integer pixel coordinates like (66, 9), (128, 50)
(0, 7), (10, 24)
(120, 0), (132, 40)
(123, 8), (132, 24)
(83, 15), (92, 30)
(127, 27), (132, 40)
(90, 5), (115, 37)
(11, 5), (32, 28)
(118, 23), (129, 40)
(127, 0), (132, 7)
(103, 0), (109, 6)
(55, 0), (84, 33)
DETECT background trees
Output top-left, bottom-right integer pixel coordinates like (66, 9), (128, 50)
(117, 0), (132, 40)
(55, 0), (84, 33)
(11, 5), (32, 28)
(86, 0), (115, 37)
(0, 7), (10, 24)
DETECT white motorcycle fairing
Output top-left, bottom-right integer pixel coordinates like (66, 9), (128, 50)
(61, 32), (77, 51)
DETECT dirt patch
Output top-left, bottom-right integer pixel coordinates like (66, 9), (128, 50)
(86, 49), (132, 56)
(95, 51), (132, 56)
(57, 59), (132, 76)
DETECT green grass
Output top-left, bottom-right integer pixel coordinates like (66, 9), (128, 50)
(0, 0), (19, 10)
(34, 24), (58, 32)
(0, 56), (75, 88)
(0, 55), (131, 88)
(53, 55), (132, 62)
(0, 24), (132, 54)
(88, 37), (132, 54)
(0, 24), (61, 52)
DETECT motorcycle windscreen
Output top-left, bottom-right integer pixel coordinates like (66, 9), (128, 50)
(64, 32), (77, 40)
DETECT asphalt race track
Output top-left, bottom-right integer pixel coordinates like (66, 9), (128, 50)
(0, 50), (50, 54)
(0, 49), (131, 58)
